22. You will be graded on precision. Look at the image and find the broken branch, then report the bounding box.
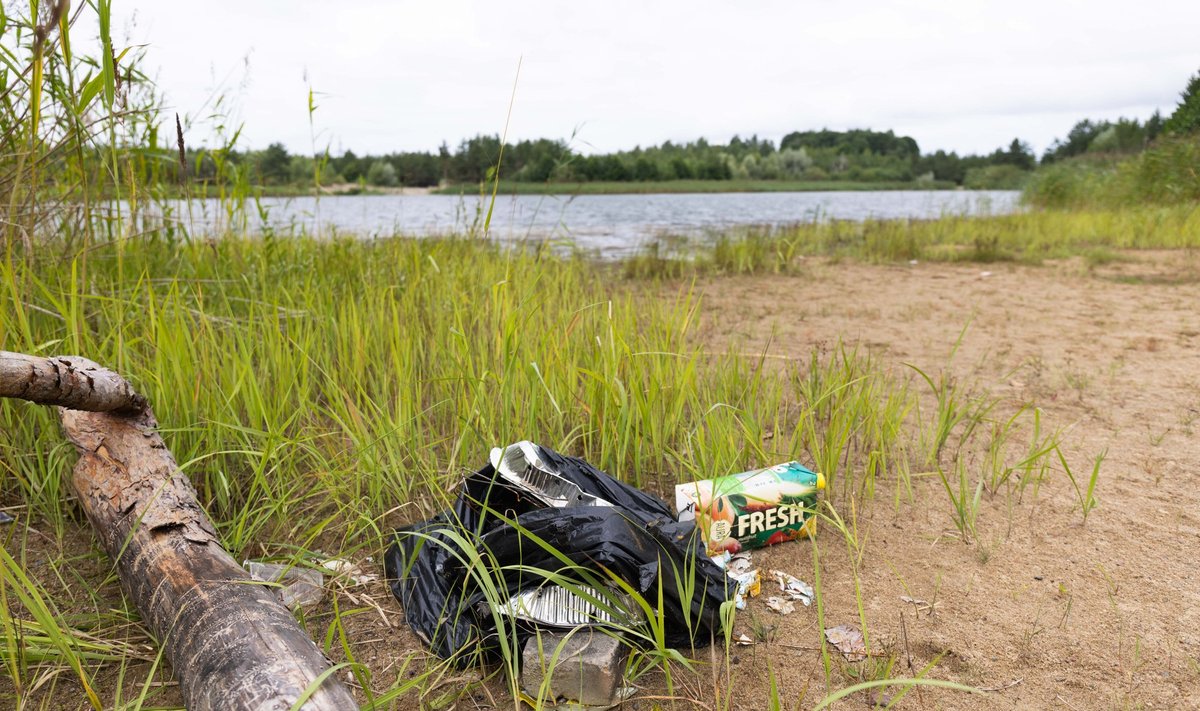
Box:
[0,350,358,710]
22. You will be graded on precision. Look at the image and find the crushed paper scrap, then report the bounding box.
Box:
[727,552,753,576]
[770,569,814,606]
[765,596,795,615]
[824,624,868,661]
[322,558,379,586]
[713,551,761,609]
[729,570,761,610]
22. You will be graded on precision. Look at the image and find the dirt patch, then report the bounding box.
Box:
[689,252,1200,709]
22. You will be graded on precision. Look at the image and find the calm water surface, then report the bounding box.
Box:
[169,190,1020,256]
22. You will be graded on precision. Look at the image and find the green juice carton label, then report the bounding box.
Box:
[675,461,825,555]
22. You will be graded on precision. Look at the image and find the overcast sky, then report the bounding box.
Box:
[110,0,1199,158]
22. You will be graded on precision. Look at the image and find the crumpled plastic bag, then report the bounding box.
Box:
[383,444,734,664]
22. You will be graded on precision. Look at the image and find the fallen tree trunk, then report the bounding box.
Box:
[0,351,358,710]
[0,353,147,413]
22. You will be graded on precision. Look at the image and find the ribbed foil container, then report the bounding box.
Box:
[494,584,628,628]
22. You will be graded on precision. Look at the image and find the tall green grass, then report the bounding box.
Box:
[1023,135,1200,209]
[0,0,170,251]
[622,205,1200,278]
[0,236,916,535]
[0,231,1090,707]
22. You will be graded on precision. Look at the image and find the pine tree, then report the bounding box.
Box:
[1163,70,1200,135]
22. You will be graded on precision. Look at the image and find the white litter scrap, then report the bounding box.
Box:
[321,558,379,586]
[728,570,761,610]
[244,561,324,609]
[727,552,754,576]
[770,570,814,606]
[713,551,760,610]
[765,596,795,615]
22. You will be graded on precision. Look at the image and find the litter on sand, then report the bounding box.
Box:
[710,550,761,609]
[771,569,814,606]
[899,594,937,616]
[765,596,795,615]
[824,624,868,661]
[728,569,761,610]
[495,584,629,628]
[322,558,378,586]
[384,441,733,664]
[383,440,824,711]
[727,551,754,576]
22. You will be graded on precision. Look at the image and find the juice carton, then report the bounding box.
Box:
[675,461,825,555]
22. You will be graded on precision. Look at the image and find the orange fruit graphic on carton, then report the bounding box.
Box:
[674,461,824,556]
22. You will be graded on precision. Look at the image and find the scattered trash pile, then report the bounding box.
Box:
[676,461,823,616]
[383,442,733,663]
[383,442,829,707]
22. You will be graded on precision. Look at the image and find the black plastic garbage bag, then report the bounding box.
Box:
[384,444,734,664]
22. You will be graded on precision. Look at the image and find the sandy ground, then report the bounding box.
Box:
[321,183,435,196]
[685,252,1200,709]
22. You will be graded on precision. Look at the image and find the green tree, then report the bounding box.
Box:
[632,157,659,181]
[1089,120,1148,154]
[452,135,503,182]
[337,150,364,182]
[1041,120,1106,163]
[670,157,694,180]
[389,152,440,186]
[259,142,291,184]
[1002,139,1035,170]
[916,149,968,184]
[777,148,813,179]
[1163,69,1200,135]
[1146,110,1165,142]
[366,160,398,187]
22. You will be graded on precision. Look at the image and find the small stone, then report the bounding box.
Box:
[521,628,628,708]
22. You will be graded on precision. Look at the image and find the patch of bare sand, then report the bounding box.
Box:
[689,252,1200,709]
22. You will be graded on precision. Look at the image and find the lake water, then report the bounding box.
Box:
[167,190,1021,256]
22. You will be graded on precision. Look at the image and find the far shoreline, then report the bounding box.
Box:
[131,179,1025,200]
[431,178,965,196]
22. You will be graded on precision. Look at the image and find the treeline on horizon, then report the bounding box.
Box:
[183,129,1038,191]
[158,65,1199,201]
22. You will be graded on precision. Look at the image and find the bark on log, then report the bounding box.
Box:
[0,353,147,414]
[0,351,359,710]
